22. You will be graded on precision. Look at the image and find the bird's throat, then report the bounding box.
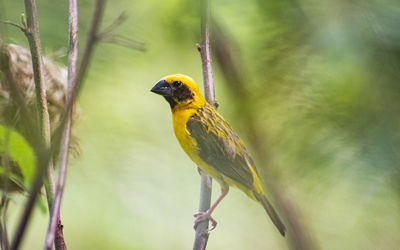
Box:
[163,96,177,109]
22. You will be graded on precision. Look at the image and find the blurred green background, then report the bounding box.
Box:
[1,0,400,249]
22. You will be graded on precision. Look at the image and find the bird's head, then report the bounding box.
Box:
[151,74,206,109]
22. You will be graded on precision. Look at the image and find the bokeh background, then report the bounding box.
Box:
[1,0,400,249]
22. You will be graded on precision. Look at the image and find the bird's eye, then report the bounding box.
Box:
[172,81,182,88]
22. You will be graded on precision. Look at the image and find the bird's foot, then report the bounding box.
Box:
[193,211,217,231]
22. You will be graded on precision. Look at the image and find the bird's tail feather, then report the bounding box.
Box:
[253,192,286,236]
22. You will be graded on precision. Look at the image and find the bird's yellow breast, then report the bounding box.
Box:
[172,107,221,179]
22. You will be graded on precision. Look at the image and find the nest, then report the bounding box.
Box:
[0,43,80,157]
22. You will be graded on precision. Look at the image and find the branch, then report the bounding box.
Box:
[96,11,128,39]
[198,0,216,107]
[44,0,78,249]
[10,149,51,250]
[75,0,105,93]
[193,0,215,249]
[76,0,145,94]
[57,0,143,140]
[0,20,26,33]
[10,0,58,249]
[22,0,51,145]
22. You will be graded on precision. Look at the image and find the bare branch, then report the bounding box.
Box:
[44,0,78,249]
[193,0,215,249]
[73,0,143,115]
[75,0,105,94]
[198,0,215,107]
[22,0,51,145]
[10,150,51,250]
[10,0,56,248]
[0,20,26,33]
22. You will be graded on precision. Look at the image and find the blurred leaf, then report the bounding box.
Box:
[0,124,36,186]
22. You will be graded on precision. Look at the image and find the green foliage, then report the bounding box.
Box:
[0,124,36,187]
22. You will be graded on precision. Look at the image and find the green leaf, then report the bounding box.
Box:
[0,125,36,187]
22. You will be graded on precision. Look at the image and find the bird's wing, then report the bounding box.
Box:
[186,105,256,189]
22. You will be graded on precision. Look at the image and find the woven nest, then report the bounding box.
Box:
[0,43,80,157]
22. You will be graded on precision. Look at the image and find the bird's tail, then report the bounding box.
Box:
[253,192,286,236]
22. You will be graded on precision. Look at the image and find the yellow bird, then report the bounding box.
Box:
[151,74,286,236]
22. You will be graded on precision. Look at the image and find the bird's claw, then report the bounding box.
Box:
[193,211,218,232]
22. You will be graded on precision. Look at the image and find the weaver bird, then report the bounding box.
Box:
[151,74,286,236]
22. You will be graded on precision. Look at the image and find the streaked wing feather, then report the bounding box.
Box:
[187,106,254,189]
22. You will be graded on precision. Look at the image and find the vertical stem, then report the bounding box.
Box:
[10,0,57,249]
[44,0,78,249]
[199,0,215,106]
[23,1,57,211]
[23,0,51,146]
[193,0,215,249]
[10,152,50,250]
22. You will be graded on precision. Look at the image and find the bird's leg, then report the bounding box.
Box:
[194,184,229,231]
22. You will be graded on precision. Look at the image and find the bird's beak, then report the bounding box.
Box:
[151,79,173,97]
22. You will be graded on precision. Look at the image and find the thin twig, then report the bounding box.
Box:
[193,0,215,249]
[75,0,105,96]
[198,0,215,107]
[10,0,57,249]
[43,0,78,249]
[10,149,50,250]
[22,0,51,144]
[75,0,145,92]
[0,20,26,33]
[96,11,128,39]
[58,0,141,133]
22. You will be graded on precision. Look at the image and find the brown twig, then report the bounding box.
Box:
[1,11,58,218]
[193,0,215,249]
[53,0,143,151]
[75,0,105,94]
[43,0,78,249]
[75,0,145,95]
[10,0,59,249]
[10,149,51,250]
[0,20,26,33]
[22,0,51,144]
[96,11,128,39]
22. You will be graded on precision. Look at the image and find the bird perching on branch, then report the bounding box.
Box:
[151,74,286,236]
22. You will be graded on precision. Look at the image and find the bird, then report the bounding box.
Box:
[151,74,286,236]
